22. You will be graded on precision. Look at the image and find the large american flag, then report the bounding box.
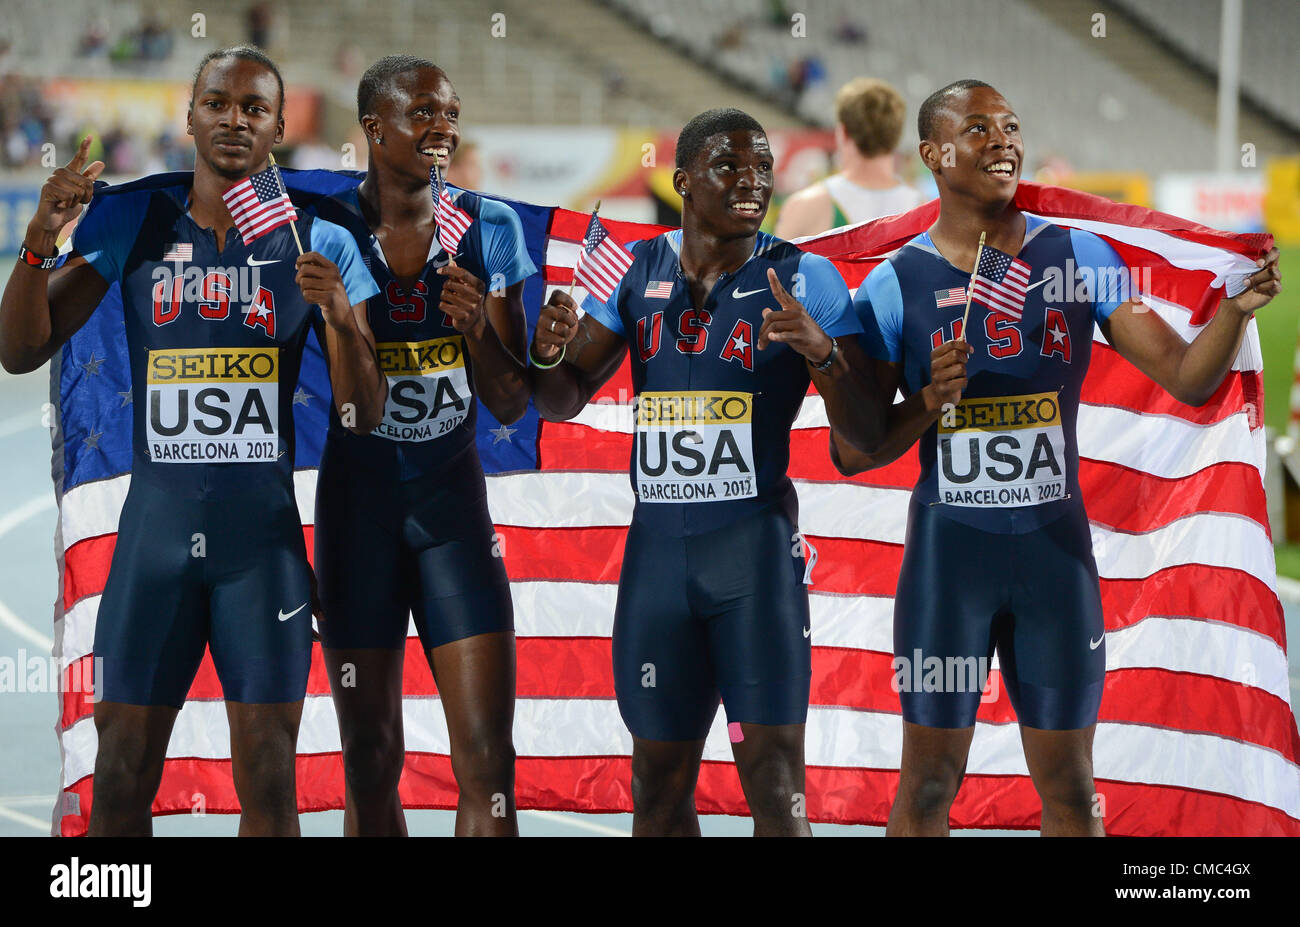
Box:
[48,178,1298,835]
[221,166,299,245]
[573,212,635,303]
[431,165,473,257]
[970,244,1032,320]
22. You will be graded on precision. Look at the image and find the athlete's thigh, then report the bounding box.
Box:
[206,492,314,704]
[428,631,515,749]
[697,510,811,728]
[613,521,719,742]
[94,488,208,707]
[314,456,410,650]
[1000,512,1106,731]
[893,500,1005,729]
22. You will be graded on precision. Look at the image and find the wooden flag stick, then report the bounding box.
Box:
[568,200,601,298]
[266,153,305,256]
[959,230,986,341]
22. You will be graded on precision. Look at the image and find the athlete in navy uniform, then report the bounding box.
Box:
[0,47,386,836]
[530,109,886,836]
[834,80,1281,836]
[306,58,536,836]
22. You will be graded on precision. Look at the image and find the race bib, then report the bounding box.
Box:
[374,336,471,442]
[146,347,279,463]
[937,391,1067,507]
[635,390,756,503]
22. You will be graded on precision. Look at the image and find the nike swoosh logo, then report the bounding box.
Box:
[247,256,280,266]
[278,603,307,622]
[732,287,767,299]
[803,626,812,639]
[1089,634,1104,650]
[1023,278,1048,294]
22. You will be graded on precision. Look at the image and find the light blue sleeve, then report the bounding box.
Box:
[853,260,904,363]
[477,198,538,288]
[795,252,862,338]
[578,242,636,337]
[311,218,380,305]
[1070,229,1130,324]
[69,190,146,285]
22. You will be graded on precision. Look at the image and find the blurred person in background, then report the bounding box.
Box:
[775,77,924,239]
[445,138,482,191]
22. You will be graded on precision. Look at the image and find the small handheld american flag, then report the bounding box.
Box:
[574,211,635,304]
[970,244,1032,320]
[431,164,473,257]
[221,165,299,245]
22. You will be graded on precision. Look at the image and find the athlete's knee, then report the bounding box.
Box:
[1033,760,1096,814]
[92,719,167,803]
[340,729,405,798]
[232,728,299,812]
[450,733,516,796]
[631,749,698,811]
[900,767,963,819]
[737,747,804,815]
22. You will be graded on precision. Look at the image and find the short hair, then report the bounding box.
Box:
[357,55,443,122]
[675,108,765,170]
[917,79,995,141]
[835,78,907,158]
[191,45,285,117]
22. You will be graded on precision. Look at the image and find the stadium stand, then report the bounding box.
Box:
[602,0,1299,173]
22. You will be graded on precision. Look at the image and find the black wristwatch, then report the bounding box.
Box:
[19,244,58,270]
[810,337,838,372]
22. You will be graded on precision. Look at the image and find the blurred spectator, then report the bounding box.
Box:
[835,16,868,45]
[446,140,482,191]
[78,21,109,57]
[247,2,273,49]
[775,77,925,239]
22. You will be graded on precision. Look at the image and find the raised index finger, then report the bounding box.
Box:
[766,267,800,311]
[66,136,93,174]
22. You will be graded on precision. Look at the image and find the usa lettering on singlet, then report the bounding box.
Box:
[373,336,470,442]
[936,391,1066,507]
[146,347,279,462]
[635,390,756,502]
[855,213,1130,533]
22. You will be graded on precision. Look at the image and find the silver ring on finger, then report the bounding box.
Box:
[551,319,557,333]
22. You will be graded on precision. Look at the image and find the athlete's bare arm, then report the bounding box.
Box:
[756,267,887,453]
[831,341,971,475]
[528,290,626,422]
[299,252,386,434]
[1100,248,1281,406]
[439,265,530,424]
[0,137,109,374]
[773,183,833,241]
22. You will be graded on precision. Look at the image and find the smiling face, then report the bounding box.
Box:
[920,85,1022,207]
[187,56,284,180]
[675,130,774,238]
[363,66,460,184]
